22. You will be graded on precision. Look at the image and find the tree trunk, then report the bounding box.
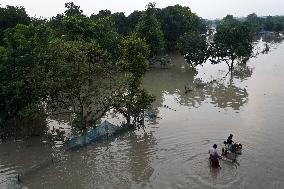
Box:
[230,60,234,73]
[79,105,87,131]
[126,116,131,126]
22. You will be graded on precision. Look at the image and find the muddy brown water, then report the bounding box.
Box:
[1,41,284,189]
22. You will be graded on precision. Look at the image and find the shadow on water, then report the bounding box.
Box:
[128,130,157,187]
[0,137,52,189]
[143,60,252,112]
[14,128,158,189]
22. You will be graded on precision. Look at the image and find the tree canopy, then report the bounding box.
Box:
[244,13,284,33]
[209,16,254,71]
[177,31,209,66]
[135,3,165,58]
[0,5,30,45]
[0,24,52,134]
[115,33,154,126]
[1,2,157,135]
[157,5,206,52]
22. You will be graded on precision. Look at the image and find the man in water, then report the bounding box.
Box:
[227,134,238,153]
[208,144,221,168]
[227,134,234,145]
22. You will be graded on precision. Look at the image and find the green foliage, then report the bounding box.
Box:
[244,14,284,33]
[51,2,94,41]
[127,11,143,33]
[135,3,165,57]
[115,33,154,126]
[0,24,52,132]
[30,17,47,26]
[264,16,284,32]
[177,31,209,66]
[92,16,123,62]
[111,12,130,35]
[120,33,150,79]
[45,39,119,129]
[210,16,254,71]
[64,2,83,16]
[59,14,96,40]
[157,5,206,51]
[0,5,30,45]
[90,10,130,36]
[114,87,155,126]
[51,4,122,62]
[164,5,208,66]
[245,13,264,34]
[90,9,112,20]
[1,2,155,134]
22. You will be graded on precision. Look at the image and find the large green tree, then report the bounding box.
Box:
[157,5,206,52]
[0,24,52,134]
[114,33,154,126]
[245,13,264,34]
[177,31,209,66]
[46,39,124,129]
[210,16,254,72]
[1,2,156,134]
[50,3,122,62]
[135,3,165,58]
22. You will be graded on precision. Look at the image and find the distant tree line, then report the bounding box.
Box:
[245,13,284,33]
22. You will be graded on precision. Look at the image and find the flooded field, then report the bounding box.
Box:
[1,41,284,189]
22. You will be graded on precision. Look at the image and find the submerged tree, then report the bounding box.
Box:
[209,15,254,72]
[2,1,264,136]
[177,31,209,66]
[114,33,155,126]
[0,24,52,134]
[0,2,157,135]
[46,39,124,129]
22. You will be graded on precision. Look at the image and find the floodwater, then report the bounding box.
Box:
[1,41,284,189]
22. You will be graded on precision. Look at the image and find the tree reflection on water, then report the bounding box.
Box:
[128,130,156,186]
[143,61,253,113]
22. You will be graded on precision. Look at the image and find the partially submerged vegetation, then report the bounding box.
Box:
[0,2,283,138]
[0,2,155,137]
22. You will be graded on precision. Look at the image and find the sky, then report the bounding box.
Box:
[1,0,284,19]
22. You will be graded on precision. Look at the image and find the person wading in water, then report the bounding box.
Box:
[226,134,239,153]
[208,144,222,168]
